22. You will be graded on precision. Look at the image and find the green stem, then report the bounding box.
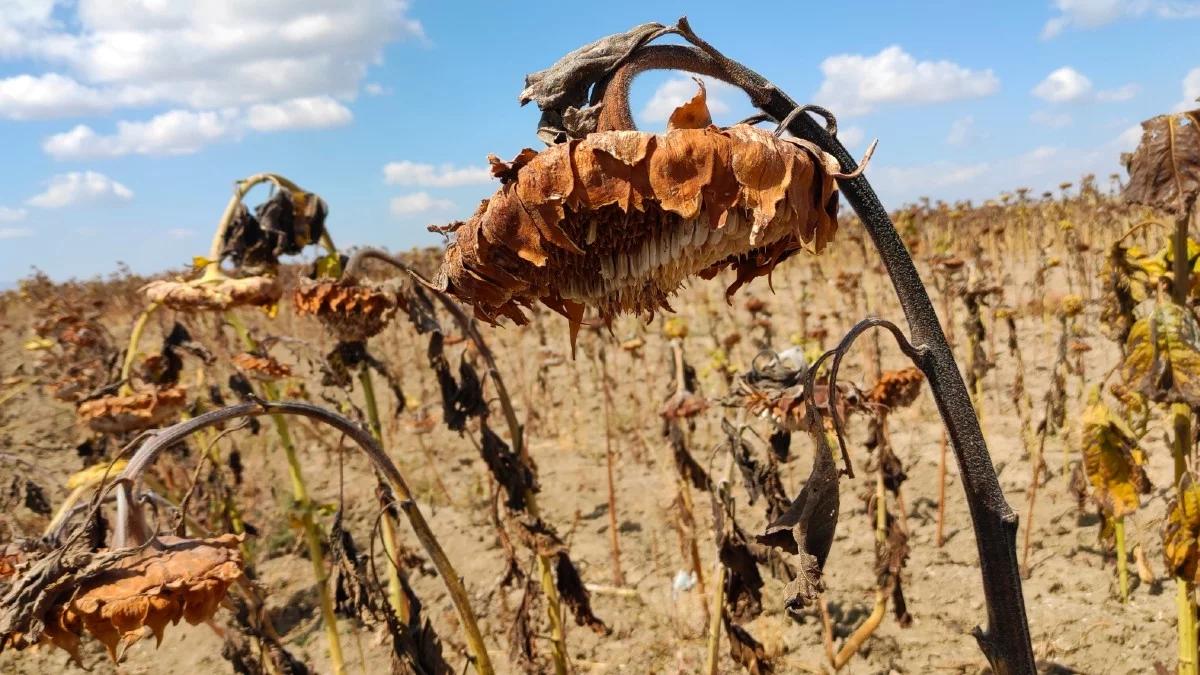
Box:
[118,303,160,395]
[358,364,410,624]
[227,312,346,675]
[1115,517,1128,603]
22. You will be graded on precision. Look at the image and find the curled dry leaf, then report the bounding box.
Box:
[1080,393,1151,522]
[1,534,244,660]
[436,83,841,342]
[142,276,282,312]
[1164,473,1200,583]
[231,352,292,381]
[293,279,398,342]
[77,387,188,434]
[867,367,925,410]
[1121,301,1200,407]
[1123,108,1200,214]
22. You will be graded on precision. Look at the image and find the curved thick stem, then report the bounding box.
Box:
[111,399,495,675]
[604,19,1034,672]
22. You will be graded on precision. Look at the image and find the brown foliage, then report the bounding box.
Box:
[867,367,925,410]
[436,85,841,336]
[292,279,397,342]
[142,276,282,311]
[77,387,188,433]
[231,352,292,381]
[1123,108,1200,213]
[2,535,243,660]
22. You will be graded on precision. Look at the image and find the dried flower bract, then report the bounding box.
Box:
[77,387,188,433]
[435,84,840,336]
[142,276,282,311]
[293,279,397,342]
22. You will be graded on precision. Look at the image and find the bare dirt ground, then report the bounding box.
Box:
[0,224,1177,674]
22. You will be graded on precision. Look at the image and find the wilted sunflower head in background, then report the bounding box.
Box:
[76,387,188,434]
[435,83,842,343]
[292,278,398,342]
[2,535,244,661]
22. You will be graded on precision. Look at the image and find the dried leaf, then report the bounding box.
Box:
[1123,109,1200,214]
[1080,392,1151,520]
[1121,301,1200,407]
[1164,473,1200,583]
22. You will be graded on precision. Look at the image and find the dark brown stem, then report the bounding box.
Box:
[611,19,1035,672]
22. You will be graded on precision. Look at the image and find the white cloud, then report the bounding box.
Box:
[0,227,33,239]
[1116,124,1143,152]
[0,73,143,119]
[0,206,27,222]
[389,192,454,216]
[383,161,493,188]
[870,162,990,204]
[42,96,351,158]
[244,96,352,132]
[44,109,239,159]
[1032,67,1138,104]
[814,46,999,116]
[1,1,423,111]
[364,83,386,96]
[639,76,736,123]
[1033,67,1092,102]
[27,171,133,208]
[1183,67,1200,108]
[946,116,975,146]
[1030,110,1073,128]
[166,228,195,239]
[1042,0,1200,39]
[838,126,865,149]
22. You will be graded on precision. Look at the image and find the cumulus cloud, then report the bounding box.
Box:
[383,161,493,188]
[814,46,998,116]
[1033,67,1093,102]
[1183,67,1200,108]
[43,97,351,158]
[27,171,133,208]
[639,76,737,123]
[1042,0,1200,39]
[0,2,422,156]
[389,192,455,216]
[838,126,865,149]
[1032,67,1138,104]
[1,1,423,111]
[244,97,352,132]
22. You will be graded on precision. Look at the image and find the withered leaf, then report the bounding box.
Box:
[1121,301,1200,406]
[1080,393,1151,521]
[1123,109,1200,214]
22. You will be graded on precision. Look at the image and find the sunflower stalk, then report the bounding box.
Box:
[224,312,346,675]
[358,364,411,625]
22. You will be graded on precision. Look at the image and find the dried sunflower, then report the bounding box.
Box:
[142,276,282,311]
[77,387,188,434]
[293,279,397,342]
[4,535,244,660]
[435,83,841,340]
[231,352,292,381]
[867,367,925,410]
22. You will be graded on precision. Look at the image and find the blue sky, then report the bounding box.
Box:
[0,0,1197,283]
